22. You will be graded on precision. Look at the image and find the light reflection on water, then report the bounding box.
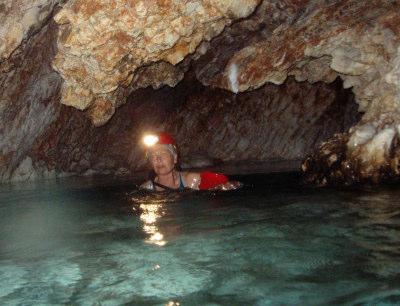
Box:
[0,174,400,305]
[139,201,167,246]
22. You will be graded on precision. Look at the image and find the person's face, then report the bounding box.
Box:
[148,145,177,175]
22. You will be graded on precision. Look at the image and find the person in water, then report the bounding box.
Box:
[140,132,241,191]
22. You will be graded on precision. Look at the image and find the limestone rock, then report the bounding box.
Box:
[0,18,63,182]
[0,0,62,61]
[52,0,260,125]
[3,0,400,185]
[208,0,400,117]
[193,0,400,184]
[303,113,400,185]
[164,78,359,164]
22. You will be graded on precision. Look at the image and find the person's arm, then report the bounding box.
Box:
[184,172,201,190]
[184,171,242,190]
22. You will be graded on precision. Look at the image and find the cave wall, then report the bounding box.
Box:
[29,84,186,180]
[0,18,63,182]
[166,77,358,163]
[22,75,358,181]
[0,0,65,60]
[49,0,400,185]
[1,0,400,184]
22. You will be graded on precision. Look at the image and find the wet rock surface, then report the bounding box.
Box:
[303,113,400,185]
[1,0,400,184]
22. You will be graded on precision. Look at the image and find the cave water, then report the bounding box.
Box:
[1,174,400,305]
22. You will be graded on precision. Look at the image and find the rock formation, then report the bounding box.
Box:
[52,0,260,125]
[0,7,63,182]
[199,0,400,185]
[0,0,64,60]
[1,0,400,184]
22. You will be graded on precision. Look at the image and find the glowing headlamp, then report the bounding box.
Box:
[143,134,159,147]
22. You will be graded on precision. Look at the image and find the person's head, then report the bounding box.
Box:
[143,132,178,176]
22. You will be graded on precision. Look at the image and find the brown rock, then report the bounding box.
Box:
[52,0,261,124]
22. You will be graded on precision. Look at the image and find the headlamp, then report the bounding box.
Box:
[143,134,159,147]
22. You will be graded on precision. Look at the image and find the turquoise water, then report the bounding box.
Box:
[1,173,400,305]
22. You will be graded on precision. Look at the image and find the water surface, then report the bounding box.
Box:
[1,173,400,305]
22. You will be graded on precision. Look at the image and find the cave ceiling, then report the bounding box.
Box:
[2,0,399,126]
[46,0,400,127]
